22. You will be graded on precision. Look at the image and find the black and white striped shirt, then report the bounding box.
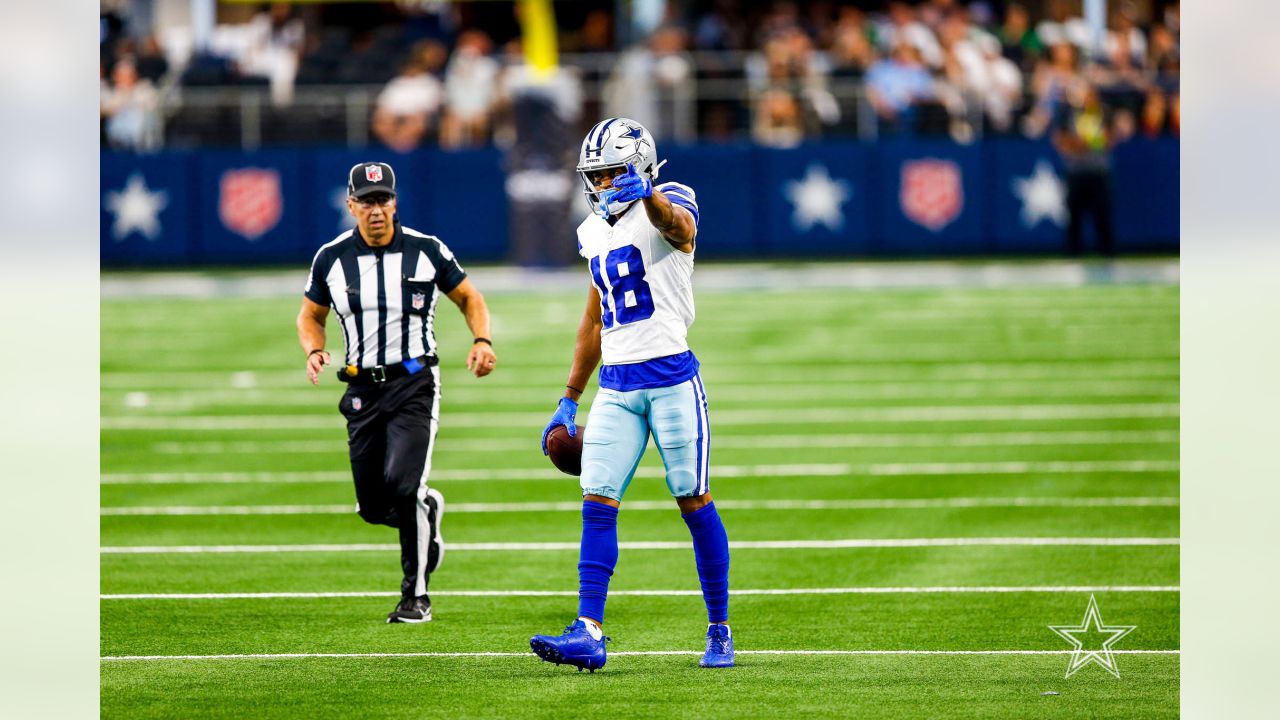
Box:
[304,221,466,369]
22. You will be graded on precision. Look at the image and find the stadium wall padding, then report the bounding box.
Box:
[101,138,1178,266]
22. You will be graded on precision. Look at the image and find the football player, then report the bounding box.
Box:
[530,118,733,671]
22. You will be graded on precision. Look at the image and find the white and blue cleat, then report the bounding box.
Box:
[530,620,609,672]
[700,623,735,668]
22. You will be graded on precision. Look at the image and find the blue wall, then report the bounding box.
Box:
[101,138,1177,266]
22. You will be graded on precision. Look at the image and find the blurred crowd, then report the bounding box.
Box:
[731,0,1179,145]
[100,0,1180,151]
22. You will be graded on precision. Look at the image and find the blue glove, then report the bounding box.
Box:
[603,163,652,207]
[541,397,579,455]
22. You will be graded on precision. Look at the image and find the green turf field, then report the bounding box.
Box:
[101,280,1179,718]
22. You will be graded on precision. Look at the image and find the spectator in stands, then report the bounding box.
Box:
[603,26,694,141]
[746,25,838,128]
[753,88,806,148]
[440,30,500,149]
[829,13,876,79]
[1149,23,1180,90]
[802,0,839,52]
[694,0,747,52]
[938,12,1022,138]
[1163,2,1180,35]
[1037,0,1090,50]
[755,2,804,47]
[919,0,962,35]
[372,42,444,153]
[579,10,614,53]
[101,56,161,151]
[1141,24,1179,137]
[865,42,935,135]
[1105,2,1147,67]
[1089,30,1148,118]
[134,35,170,84]
[875,1,943,69]
[240,3,305,106]
[976,34,1023,133]
[1025,41,1082,137]
[996,2,1042,71]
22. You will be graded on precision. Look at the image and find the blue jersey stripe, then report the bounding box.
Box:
[657,182,697,199]
[660,185,697,203]
[668,196,700,225]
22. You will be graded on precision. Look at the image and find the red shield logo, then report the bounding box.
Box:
[219,168,283,240]
[365,165,383,182]
[412,292,426,310]
[900,159,963,231]
[352,397,362,411]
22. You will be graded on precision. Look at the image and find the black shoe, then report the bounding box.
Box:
[387,595,432,624]
[425,487,445,573]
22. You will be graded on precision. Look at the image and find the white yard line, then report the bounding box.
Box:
[99,403,1180,431]
[104,380,1177,412]
[101,586,1181,600]
[102,361,1179,390]
[99,461,1179,485]
[865,461,1178,475]
[100,649,1180,662]
[149,430,1180,455]
[99,464,850,485]
[101,496,1179,516]
[99,537,1179,554]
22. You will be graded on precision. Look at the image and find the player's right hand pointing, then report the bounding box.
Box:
[541,397,578,455]
[306,350,330,386]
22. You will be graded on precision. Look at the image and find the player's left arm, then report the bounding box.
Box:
[445,278,497,377]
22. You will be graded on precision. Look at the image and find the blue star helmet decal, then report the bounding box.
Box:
[619,126,645,141]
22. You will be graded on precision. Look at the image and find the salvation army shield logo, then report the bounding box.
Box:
[900,159,963,231]
[219,168,283,240]
[412,292,426,310]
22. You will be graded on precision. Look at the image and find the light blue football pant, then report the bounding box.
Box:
[580,375,711,502]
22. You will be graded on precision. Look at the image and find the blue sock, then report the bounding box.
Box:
[577,500,619,624]
[682,502,730,623]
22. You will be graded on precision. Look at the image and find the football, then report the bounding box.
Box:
[546,424,585,476]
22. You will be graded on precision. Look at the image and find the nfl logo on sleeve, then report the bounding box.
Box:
[352,397,362,411]
[412,292,426,310]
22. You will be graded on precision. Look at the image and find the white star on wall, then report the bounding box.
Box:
[332,187,357,231]
[784,164,853,232]
[104,172,169,241]
[1012,160,1067,228]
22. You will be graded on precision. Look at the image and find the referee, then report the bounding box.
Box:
[296,161,497,623]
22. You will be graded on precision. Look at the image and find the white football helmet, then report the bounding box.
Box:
[576,117,665,218]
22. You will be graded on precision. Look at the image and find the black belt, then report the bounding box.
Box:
[337,355,437,385]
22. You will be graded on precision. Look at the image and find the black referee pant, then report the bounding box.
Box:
[339,368,443,599]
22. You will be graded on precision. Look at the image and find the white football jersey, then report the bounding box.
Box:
[576,182,699,365]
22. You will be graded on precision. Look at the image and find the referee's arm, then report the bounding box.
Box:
[297,298,331,385]
[446,278,497,378]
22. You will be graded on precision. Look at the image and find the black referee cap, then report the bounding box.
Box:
[348,162,397,199]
